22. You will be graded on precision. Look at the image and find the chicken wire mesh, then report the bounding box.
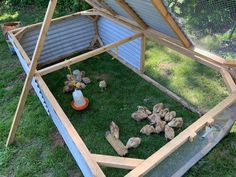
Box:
[163,0,236,60]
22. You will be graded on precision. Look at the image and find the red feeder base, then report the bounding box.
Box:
[71,97,89,111]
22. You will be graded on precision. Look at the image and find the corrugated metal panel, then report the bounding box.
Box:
[125,0,178,39]
[105,0,133,20]
[20,16,95,65]
[98,17,141,69]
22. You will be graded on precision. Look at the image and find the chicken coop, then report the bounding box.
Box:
[6,0,236,177]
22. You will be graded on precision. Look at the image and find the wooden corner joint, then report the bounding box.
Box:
[220,69,236,92]
[188,132,197,142]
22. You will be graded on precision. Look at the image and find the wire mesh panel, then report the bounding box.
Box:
[163,0,236,60]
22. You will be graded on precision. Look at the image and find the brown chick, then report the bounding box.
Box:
[80,71,86,78]
[140,125,155,135]
[131,111,148,121]
[168,117,183,128]
[110,121,119,139]
[126,137,141,149]
[138,106,152,115]
[148,113,161,124]
[164,125,175,140]
[164,111,176,122]
[154,120,166,134]
[63,85,74,93]
[82,77,91,85]
[153,103,164,113]
[159,108,169,118]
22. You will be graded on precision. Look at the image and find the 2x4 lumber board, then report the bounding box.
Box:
[151,0,191,48]
[116,0,148,29]
[35,75,105,177]
[223,60,236,67]
[125,91,236,177]
[220,69,236,92]
[98,0,117,16]
[140,35,146,73]
[92,154,144,170]
[11,10,99,34]
[6,0,58,146]
[38,33,143,76]
[9,32,31,64]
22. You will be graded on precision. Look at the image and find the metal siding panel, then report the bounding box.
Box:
[98,17,141,69]
[106,0,133,20]
[20,16,95,65]
[125,0,178,39]
[41,91,94,177]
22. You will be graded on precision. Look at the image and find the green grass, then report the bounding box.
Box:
[145,40,229,111]
[0,4,236,177]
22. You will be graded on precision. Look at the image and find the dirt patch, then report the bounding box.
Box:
[158,62,176,77]
[68,169,82,177]
[18,72,26,81]
[96,73,111,81]
[4,85,14,91]
[50,130,65,148]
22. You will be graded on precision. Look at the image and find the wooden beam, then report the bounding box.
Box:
[125,91,236,177]
[11,10,99,34]
[98,0,117,16]
[140,35,146,73]
[35,75,105,177]
[92,154,144,170]
[6,0,58,146]
[220,69,236,92]
[116,0,148,29]
[38,33,143,76]
[151,0,191,48]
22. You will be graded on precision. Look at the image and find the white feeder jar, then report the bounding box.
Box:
[72,89,85,107]
[73,69,81,82]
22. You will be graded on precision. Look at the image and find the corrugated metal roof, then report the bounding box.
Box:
[98,17,141,69]
[20,16,95,65]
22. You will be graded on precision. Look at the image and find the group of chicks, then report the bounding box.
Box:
[63,70,91,93]
[110,121,141,150]
[63,69,107,93]
[132,103,184,140]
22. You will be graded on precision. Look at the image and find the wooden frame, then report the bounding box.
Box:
[6,0,236,176]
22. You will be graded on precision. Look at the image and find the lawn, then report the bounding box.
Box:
[0,4,236,177]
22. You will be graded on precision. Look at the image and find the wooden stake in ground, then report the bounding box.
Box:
[6,0,58,146]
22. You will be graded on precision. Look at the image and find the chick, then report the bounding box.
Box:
[80,71,86,78]
[75,82,86,89]
[140,125,155,135]
[154,120,166,134]
[153,103,164,113]
[82,77,91,85]
[110,121,119,139]
[148,113,161,124]
[126,137,141,149]
[63,85,73,93]
[168,117,183,128]
[164,111,176,122]
[99,80,107,91]
[164,125,175,140]
[131,111,148,121]
[67,74,76,81]
[138,106,152,115]
[159,108,169,118]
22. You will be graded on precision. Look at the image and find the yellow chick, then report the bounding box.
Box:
[164,111,176,122]
[164,125,175,140]
[168,117,183,128]
[154,120,166,134]
[131,111,148,121]
[126,137,141,149]
[153,103,164,113]
[99,80,107,91]
[138,106,152,115]
[148,113,161,124]
[110,121,119,139]
[140,125,155,135]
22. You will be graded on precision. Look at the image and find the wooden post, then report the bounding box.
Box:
[6,0,57,146]
[140,35,146,73]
